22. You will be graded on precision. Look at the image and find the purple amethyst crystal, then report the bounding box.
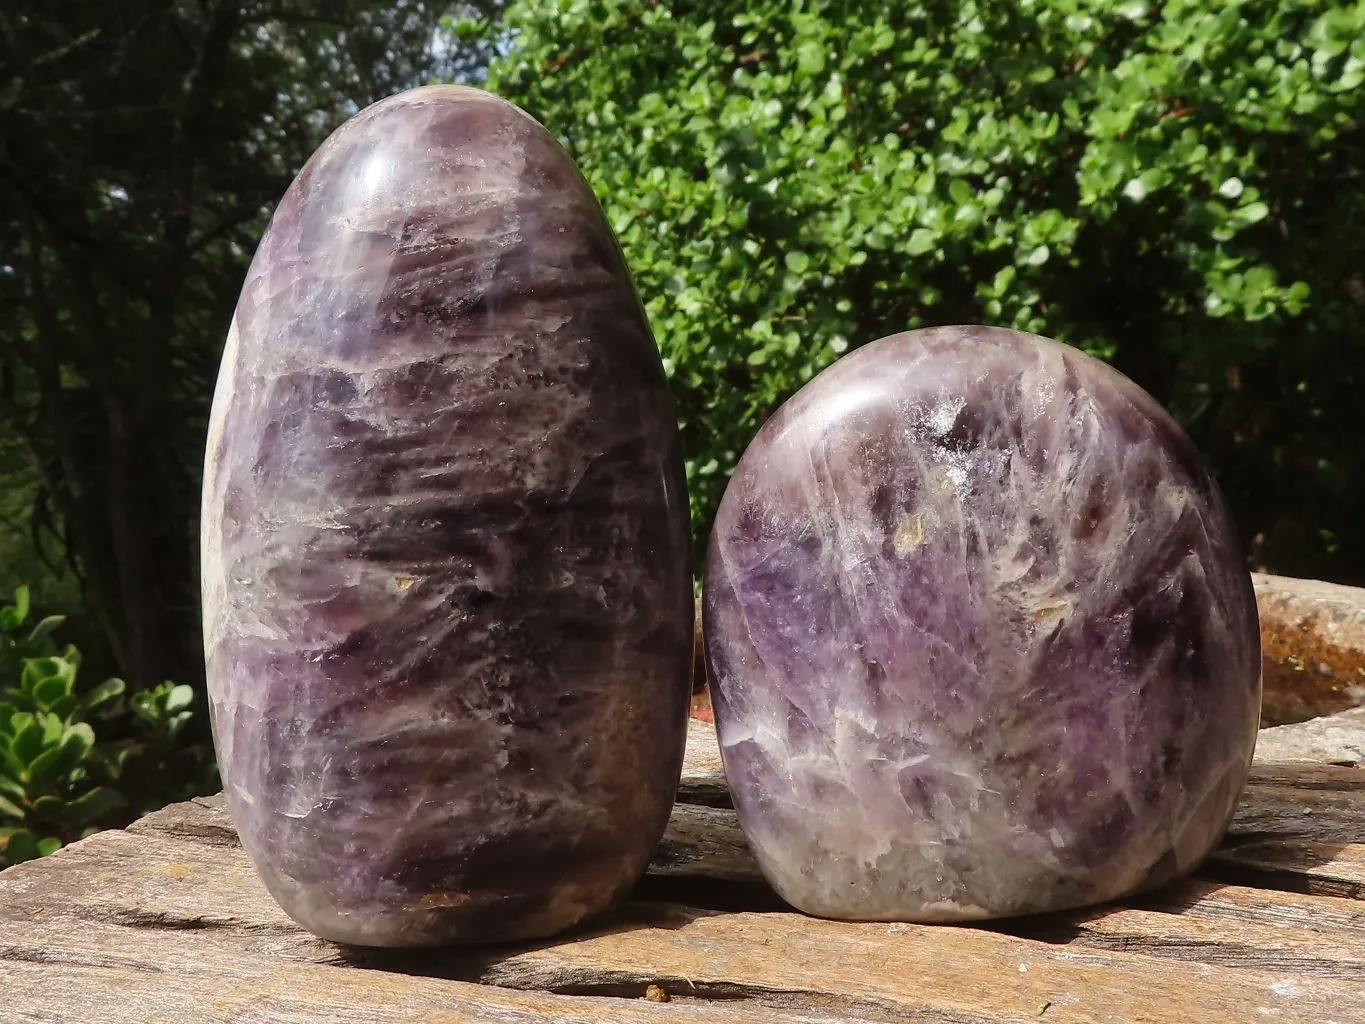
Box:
[703,326,1260,921]
[200,86,693,947]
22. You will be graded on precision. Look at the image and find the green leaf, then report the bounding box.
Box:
[0,587,30,632]
[4,829,39,864]
[1239,201,1270,224]
[784,250,811,274]
[61,723,96,764]
[11,720,44,768]
[81,677,126,714]
[0,742,25,781]
[65,786,126,826]
[3,691,35,715]
[32,673,73,710]
[1243,265,1275,297]
[25,615,65,647]
[99,744,135,780]
[1284,280,1312,313]
[30,795,65,819]
[36,836,62,857]
[0,776,27,803]
[1218,177,1244,199]
[130,691,156,722]
[795,41,826,75]
[38,712,62,746]
[20,658,62,694]
[16,724,94,796]
[81,682,125,715]
[25,745,70,794]
[0,793,24,820]
[907,228,937,256]
[948,178,972,205]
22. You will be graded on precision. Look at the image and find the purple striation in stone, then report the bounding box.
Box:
[200,86,693,947]
[703,326,1260,922]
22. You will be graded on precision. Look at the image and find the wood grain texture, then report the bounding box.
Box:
[4,725,1365,1022]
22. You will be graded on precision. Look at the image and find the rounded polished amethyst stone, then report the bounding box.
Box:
[200,86,693,946]
[704,326,1260,922]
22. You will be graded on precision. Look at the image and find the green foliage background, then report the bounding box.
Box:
[0,586,215,866]
[488,0,1365,577]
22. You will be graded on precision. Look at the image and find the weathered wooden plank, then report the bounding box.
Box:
[365,901,1365,1022]
[679,719,727,804]
[1209,837,1365,900]
[1150,874,1365,935]
[1226,766,1365,844]
[1245,762,1365,790]
[8,820,1365,1024]
[7,722,1365,1022]
[0,926,904,1024]
[998,878,1365,979]
[8,816,1365,1024]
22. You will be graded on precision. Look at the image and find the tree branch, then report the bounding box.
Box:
[27,27,102,69]
[138,0,245,421]
[0,158,156,305]
[187,197,275,252]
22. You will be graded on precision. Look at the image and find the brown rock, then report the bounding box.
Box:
[1254,573,1365,725]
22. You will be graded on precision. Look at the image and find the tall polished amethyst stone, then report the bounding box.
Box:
[704,326,1260,922]
[200,86,693,946]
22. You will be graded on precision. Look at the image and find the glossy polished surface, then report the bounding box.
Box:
[704,326,1260,922]
[201,86,693,946]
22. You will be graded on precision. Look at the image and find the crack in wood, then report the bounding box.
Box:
[0,943,164,973]
[126,818,242,848]
[1202,859,1365,901]
[71,905,302,935]
[674,786,734,809]
[992,918,1365,980]
[337,955,996,1024]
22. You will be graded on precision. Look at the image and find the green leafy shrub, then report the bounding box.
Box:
[0,587,218,867]
[485,0,1365,579]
